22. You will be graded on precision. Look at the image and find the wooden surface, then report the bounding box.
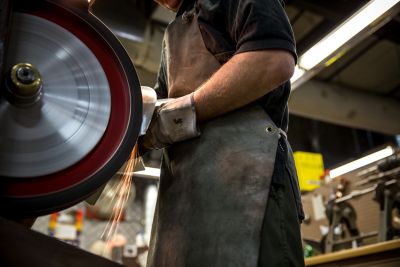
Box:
[305,239,400,266]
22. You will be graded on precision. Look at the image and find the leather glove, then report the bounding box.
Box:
[140,92,200,150]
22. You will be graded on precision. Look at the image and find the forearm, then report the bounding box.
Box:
[193,49,295,122]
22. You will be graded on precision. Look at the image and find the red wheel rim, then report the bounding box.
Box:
[0,2,141,204]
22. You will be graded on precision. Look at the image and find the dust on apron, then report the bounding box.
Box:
[147,8,284,267]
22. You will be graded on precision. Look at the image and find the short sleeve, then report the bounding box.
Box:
[197,0,297,63]
[231,0,297,61]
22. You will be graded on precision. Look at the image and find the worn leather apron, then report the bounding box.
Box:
[147,8,284,267]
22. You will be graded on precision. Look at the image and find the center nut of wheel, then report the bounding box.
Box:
[7,63,43,106]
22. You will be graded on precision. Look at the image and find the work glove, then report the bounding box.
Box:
[140,92,201,151]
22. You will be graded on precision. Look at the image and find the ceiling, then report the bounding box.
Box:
[285,0,400,136]
[91,0,400,136]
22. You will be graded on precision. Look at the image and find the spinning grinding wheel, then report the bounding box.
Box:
[0,0,142,217]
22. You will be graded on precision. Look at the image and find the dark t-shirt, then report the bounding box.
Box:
[156,0,297,131]
[156,0,302,199]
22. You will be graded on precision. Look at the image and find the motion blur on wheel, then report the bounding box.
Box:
[0,0,142,218]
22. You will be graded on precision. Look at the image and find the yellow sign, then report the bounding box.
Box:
[293,151,324,191]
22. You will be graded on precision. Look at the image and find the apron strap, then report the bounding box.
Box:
[278,128,287,139]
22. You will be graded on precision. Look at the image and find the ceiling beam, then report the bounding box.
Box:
[374,19,400,45]
[289,80,400,135]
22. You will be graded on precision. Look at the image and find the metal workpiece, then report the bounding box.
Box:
[140,86,157,135]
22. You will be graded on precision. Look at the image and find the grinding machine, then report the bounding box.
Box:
[0,0,146,219]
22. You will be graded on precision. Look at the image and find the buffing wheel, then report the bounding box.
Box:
[0,0,142,217]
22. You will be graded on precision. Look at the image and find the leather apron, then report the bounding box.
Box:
[147,8,284,267]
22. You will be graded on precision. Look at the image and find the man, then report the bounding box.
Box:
[141,0,305,266]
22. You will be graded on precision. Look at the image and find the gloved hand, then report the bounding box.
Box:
[140,92,201,151]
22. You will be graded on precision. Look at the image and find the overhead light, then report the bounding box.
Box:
[298,0,400,71]
[329,146,395,178]
[292,0,400,89]
[291,65,306,83]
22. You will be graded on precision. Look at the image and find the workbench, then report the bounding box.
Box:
[305,239,400,267]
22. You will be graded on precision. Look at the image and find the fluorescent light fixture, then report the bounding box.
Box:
[134,167,160,178]
[329,146,394,178]
[291,65,306,84]
[298,0,400,70]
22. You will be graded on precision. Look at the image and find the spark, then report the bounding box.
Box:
[101,144,139,248]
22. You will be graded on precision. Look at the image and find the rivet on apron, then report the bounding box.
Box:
[265,125,275,134]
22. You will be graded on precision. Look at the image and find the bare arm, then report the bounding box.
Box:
[193,49,295,122]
